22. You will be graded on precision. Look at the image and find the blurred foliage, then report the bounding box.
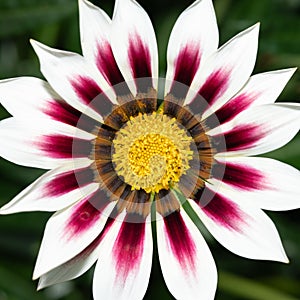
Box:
[0,0,300,299]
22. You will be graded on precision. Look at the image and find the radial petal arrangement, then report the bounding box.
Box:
[0,0,300,299]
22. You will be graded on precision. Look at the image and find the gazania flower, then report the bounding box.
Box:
[1,0,300,299]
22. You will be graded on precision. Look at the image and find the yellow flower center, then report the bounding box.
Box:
[112,112,193,193]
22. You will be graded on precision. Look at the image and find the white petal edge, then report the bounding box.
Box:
[93,214,153,300]
[0,117,93,169]
[79,0,111,63]
[186,24,259,117]
[165,0,218,95]
[211,103,300,157]
[228,68,297,107]
[214,156,300,211]
[37,244,99,290]
[111,0,159,95]
[206,68,297,127]
[30,40,116,122]
[0,77,64,119]
[0,161,97,214]
[189,182,289,263]
[156,210,217,300]
[37,216,113,290]
[33,200,115,279]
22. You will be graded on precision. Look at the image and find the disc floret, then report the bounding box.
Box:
[112,112,193,193]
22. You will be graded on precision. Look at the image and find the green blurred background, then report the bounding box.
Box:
[0,0,299,299]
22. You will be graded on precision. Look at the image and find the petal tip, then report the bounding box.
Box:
[32,268,41,281]
[30,39,46,54]
[244,22,260,36]
[30,39,40,48]
[30,40,56,56]
[36,280,45,291]
[0,205,12,215]
[274,248,289,264]
[79,0,96,10]
[251,22,260,33]
[289,67,298,74]
[113,0,143,20]
[281,253,290,264]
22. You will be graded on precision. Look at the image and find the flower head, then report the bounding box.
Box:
[0,0,300,299]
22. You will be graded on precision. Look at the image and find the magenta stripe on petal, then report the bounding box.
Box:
[44,100,101,132]
[71,76,114,116]
[170,45,201,98]
[67,217,115,262]
[38,134,92,158]
[215,93,257,124]
[205,93,258,128]
[164,211,196,272]
[96,41,125,87]
[71,76,102,104]
[194,188,243,231]
[198,69,230,106]
[113,214,146,281]
[128,34,152,92]
[44,100,82,127]
[223,124,265,152]
[65,189,111,238]
[213,161,267,191]
[44,167,95,197]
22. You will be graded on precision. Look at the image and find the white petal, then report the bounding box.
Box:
[213,156,300,211]
[30,40,117,122]
[227,68,296,107]
[187,24,259,118]
[0,77,98,132]
[37,216,115,290]
[93,214,152,300]
[205,68,297,127]
[211,103,300,157]
[165,0,218,96]
[0,77,63,119]
[189,183,288,262]
[0,162,98,214]
[80,0,137,97]
[0,117,93,169]
[79,0,111,62]
[111,0,159,95]
[37,246,98,290]
[33,193,115,279]
[156,209,217,300]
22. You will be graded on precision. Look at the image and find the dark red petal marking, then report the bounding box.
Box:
[205,92,259,129]
[38,135,92,158]
[198,69,230,106]
[215,93,257,124]
[44,100,101,133]
[222,124,265,152]
[71,76,114,116]
[44,167,95,197]
[170,45,201,99]
[65,189,111,238]
[44,100,82,127]
[164,211,196,272]
[128,34,152,92]
[213,161,267,191]
[194,188,243,231]
[113,214,146,281]
[96,41,125,87]
[71,76,102,104]
[63,217,115,264]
